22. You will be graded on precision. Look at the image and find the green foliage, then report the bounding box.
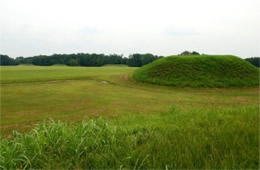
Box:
[245,57,260,67]
[191,51,200,55]
[0,55,18,65]
[67,59,79,66]
[127,53,162,67]
[133,55,259,87]
[0,53,161,67]
[179,51,200,55]
[1,106,259,169]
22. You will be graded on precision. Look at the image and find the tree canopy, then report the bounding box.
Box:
[0,53,162,67]
[179,51,200,56]
[245,57,260,67]
[0,55,18,65]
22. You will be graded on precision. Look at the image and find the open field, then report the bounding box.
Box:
[0,65,259,169]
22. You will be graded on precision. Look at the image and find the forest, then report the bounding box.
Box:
[0,53,259,67]
[245,57,260,67]
[0,53,162,67]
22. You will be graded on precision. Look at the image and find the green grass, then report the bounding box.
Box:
[133,55,259,87]
[1,107,259,169]
[0,65,134,84]
[0,65,259,169]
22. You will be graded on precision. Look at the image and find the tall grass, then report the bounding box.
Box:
[1,106,259,169]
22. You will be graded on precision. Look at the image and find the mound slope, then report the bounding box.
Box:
[133,55,259,87]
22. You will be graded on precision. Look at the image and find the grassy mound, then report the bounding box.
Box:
[133,55,259,87]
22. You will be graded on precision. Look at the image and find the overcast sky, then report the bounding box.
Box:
[0,0,259,58]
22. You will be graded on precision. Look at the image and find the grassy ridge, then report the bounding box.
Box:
[133,55,259,87]
[1,106,259,169]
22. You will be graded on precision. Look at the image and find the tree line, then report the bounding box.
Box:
[0,53,163,67]
[245,57,260,67]
[1,53,258,68]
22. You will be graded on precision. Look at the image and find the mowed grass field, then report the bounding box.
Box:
[0,65,259,169]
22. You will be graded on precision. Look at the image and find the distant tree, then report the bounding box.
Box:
[141,53,155,65]
[15,57,25,64]
[32,55,53,66]
[67,59,79,66]
[180,51,192,55]
[191,51,200,55]
[245,57,260,67]
[180,51,200,55]
[127,53,161,67]
[0,55,18,65]
[128,54,142,67]
[15,56,33,64]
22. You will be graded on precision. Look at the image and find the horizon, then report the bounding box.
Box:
[1,52,260,59]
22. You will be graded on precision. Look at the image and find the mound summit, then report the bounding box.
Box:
[133,55,259,87]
